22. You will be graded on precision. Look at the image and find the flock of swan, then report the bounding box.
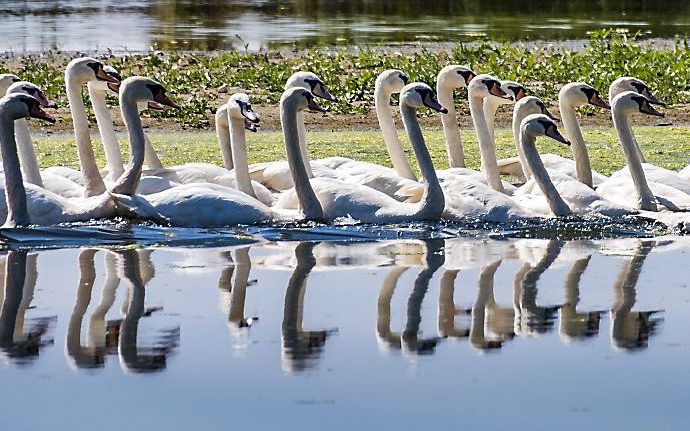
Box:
[0,56,689,231]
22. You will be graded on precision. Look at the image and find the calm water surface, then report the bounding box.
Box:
[0,235,689,429]
[2,1,690,52]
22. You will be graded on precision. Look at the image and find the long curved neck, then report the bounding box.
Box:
[375,86,416,179]
[281,103,323,220]
[520,129,572,216]
[87,84,124,181]
[66,74,106,196]
[483,97,500,144]
[612,108,657,211]
[512,107,532,180]
[437,81,465,168]
[0,112,30,227]
[559,99,593,188]
[229,116,256,198]
[215,115,233,170]
[469,94,504,193]
[14,118,44,187]
[110,97,146,195]
[400,104,444,219]
[296,111,314,178]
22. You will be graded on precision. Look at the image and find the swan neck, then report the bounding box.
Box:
[483,98,499,143]
[437,82,465,168]
[400,104,444,219]
[296,111,314,178]
[512,107,532,179]
[375,86,417,179]
[281,104,323,220]
[110,97,146,195]
[0,113,30,226]
[469,94,504,193]
[612,109,656,211]
[87,84,124,181]
[559,99,593,187]
[14,118,44,187]
[66,73,106,196]
[215,116,233,170]
[520,129,572,216]
[229,116,256,198]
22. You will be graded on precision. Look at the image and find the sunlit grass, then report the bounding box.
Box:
[32,126,690,177]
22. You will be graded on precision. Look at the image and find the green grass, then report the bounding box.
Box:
[3,29,690,128]
[32,126,690,177]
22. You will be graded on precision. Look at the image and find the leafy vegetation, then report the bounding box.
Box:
[32,126,690,177]
[2,30,689,128]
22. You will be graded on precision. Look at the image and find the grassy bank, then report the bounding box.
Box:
[2,30,690,129]
[32,126,690,177]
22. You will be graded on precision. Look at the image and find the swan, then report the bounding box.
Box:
[249,72,341,191]
[0,74,20,95]
[436,65,475,168]
[596,92,690,212]
[42,57,119,197]
[274,83,447,223]
[0,93,117,227]
[498,82,610,187]
[511,114,635,217]
[483,79,527,144]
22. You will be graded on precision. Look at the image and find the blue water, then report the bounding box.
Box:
[0,222,688,429]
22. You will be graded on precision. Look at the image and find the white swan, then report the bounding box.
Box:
[42,58,119,196]
[498,82,610,187]
[483,79,527,144]
[109,77,295,227]
[512,114,635,217]
[597,92,690,212]
[0,93,117,227]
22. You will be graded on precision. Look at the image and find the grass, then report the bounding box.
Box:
[32,126,690,177]
[2,29,690,128]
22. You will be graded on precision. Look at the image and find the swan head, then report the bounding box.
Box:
[227,93,260,132]
[0,93,56,124]
[280,87,327,113]
[515,96,559,122]
[88,65,123,95]
[0,73,21,95]
[437,65,475,89]
[468,74,511,101]
[375,69,409,94]
[119,76,180,110]
[501,80,527,103]
[559,82,610,109]
[609,77,665,107]
[399,83,447,113]
[611,91,664,118]
[285,71,338,102]
[66,57,120,85]
[6,81,58,108]
[521,114,570,146]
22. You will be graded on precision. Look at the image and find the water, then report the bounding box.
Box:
[1,232,689,429]
[2,1,690,53]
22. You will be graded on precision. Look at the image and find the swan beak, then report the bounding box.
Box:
[147,101,165,111]
[34,91,58,109]
[546,127,570,146]
[96,65,120,83]
[29,104,56,124]
[107,82,121,94]
[544,107,560,122]
[312,81,338,103]
[643,89,666,107]
[153,92,180,109]
[490,82,511,100]
[307,96,327,113]
[588,93,610,110]
[640,101,665,117]
[244,118,259,132]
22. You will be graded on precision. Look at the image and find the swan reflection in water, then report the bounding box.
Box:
[0,237,671,372]
[0,252,55,365]
[66,249,179,373]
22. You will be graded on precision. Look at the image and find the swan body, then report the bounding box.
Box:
[0,93,118,227]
